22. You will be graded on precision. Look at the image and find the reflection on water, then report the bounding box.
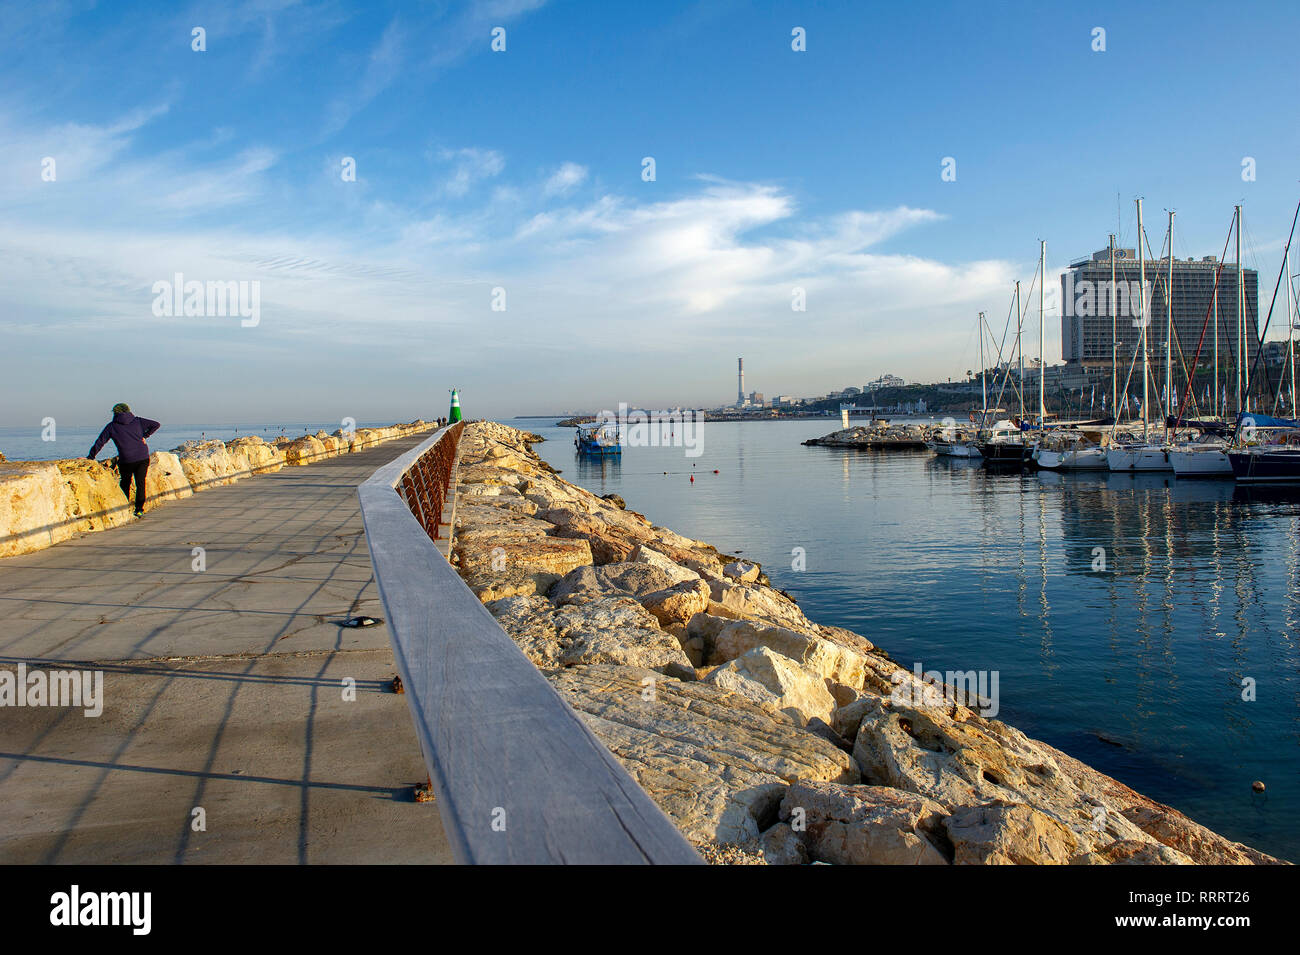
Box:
[519,418,1299,861]
[574,453,623,487]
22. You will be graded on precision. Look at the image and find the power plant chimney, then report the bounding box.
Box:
[737,357,745,405]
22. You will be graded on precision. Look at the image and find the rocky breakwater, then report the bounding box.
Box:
[0,419,434,558]
[803,423,931,449]
[452,421,1285,865]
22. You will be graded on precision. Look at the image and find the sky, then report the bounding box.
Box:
[3,0,1299,425]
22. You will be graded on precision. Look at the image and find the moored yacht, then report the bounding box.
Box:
[1034,430,1109,471]
[1106,434,1174,472]
[928,426,982,458]
[978,421,1034,467]
[1168,432,1233,477]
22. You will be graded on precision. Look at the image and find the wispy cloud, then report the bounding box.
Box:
[439,147,506,198]
[542,162,587,197]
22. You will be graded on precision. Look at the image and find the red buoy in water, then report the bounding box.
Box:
[712,469,719,474]
[689,474,694,483]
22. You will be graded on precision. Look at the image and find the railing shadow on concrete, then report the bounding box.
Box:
[357,422,703,865]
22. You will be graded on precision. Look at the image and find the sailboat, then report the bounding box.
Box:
[932,312,986,458]
[1169,206,1247,477]
[1037,235,1113,471]
[1226,413,1300,481]
[1108,201,1175,472]
[980,245,1043,468]
[1035,428,1109,470]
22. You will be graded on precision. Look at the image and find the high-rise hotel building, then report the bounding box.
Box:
[1060,248,1259,374]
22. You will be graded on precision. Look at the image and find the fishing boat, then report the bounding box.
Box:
[574,423,622,456]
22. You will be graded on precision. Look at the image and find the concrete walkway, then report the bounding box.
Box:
[0,435,454,864]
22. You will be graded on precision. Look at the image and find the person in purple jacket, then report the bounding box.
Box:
[88,403,161,517]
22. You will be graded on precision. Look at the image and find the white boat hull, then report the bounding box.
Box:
[1168,448,1233,477]
[1107,446,1174,472]
[930,441,981,458]
[1038,446,1109,470]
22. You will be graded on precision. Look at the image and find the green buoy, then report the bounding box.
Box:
[449,388,462,423]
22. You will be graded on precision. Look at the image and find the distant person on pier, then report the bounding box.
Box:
[87,403,160,517]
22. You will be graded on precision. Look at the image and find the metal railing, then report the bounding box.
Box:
[394,420,463,539]
[357,423,702,864]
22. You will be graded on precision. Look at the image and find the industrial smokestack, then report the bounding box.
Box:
[737,357,745,405]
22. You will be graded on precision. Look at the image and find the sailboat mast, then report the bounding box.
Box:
[1039,240,1046,426]
[1109,233,1117,420]
[1235,204,1244,414]
[1016,281,1024,419]
[1289,248,1296,413]
[1137,198,1148,441]
[1212,269,1219,417]
[979,311,987,418]
[1165,211,1174,436]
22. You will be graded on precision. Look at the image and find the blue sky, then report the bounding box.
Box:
[3,0,1299,426]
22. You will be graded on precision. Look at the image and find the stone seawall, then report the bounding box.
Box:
[452,421,1286,865]
[0,420,434,559]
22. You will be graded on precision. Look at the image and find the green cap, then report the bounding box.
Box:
[112,403,131,414]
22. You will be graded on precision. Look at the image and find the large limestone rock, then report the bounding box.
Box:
[703,646,836,725]
[143,451,193,504]
[461,569,560,602]
[226,436,285,475]
[724,560,760,583]
[456,531,592,578]
[849,694,1168,858]
[175,440,239,489]
[706,578,819,632]
[639,578,711,628]
[486,595,692,674]
[943,802,1080,865]
[549,665,859,844]
[0,461,68,557]
[281,435,328,467]
[760,823,809,865]
[629,543,703,585]
[544,507,642,563]
[549,562,678,606]
[692,614,869,688]
[780,781,951,865]
[54,459,133,534]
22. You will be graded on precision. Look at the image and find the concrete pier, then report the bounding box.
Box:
[0,435,453,864]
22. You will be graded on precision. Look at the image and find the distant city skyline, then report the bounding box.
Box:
[3,1,1299,426]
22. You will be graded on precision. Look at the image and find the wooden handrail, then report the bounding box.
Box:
[357,424,702,864]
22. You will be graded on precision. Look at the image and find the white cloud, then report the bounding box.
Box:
[542,162,587,197]
[0,106,1019,417]
[439,147,505,198]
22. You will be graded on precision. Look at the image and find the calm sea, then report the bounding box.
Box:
[511,416,1300,862]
